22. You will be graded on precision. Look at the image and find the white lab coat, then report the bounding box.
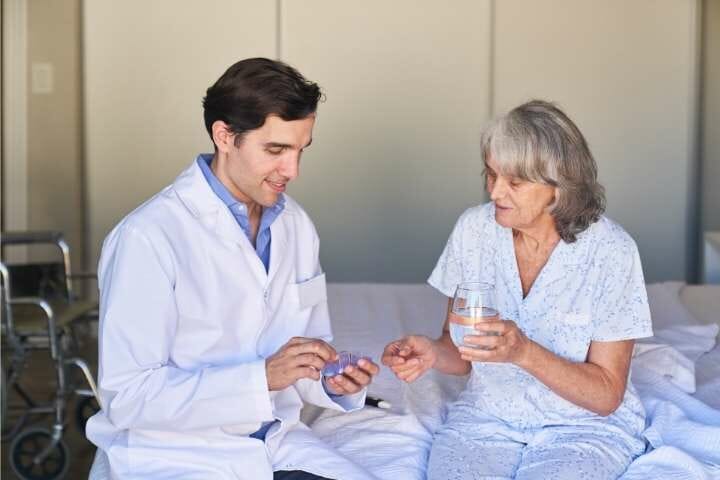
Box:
[86,160,371,480]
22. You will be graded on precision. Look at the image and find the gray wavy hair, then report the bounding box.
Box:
[480,100,606,243]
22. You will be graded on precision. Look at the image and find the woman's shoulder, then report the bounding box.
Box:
[451,203,503,249]
[456,202,496,230]
[583,215,640,259]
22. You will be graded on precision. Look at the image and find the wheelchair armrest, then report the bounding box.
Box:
[8,297,60,359]
[1,231,64,247]
[9,296,53,315]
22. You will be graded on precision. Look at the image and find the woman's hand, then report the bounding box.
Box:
[459,319,533,365]
[381,335,438,383]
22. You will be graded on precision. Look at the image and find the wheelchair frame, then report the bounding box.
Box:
[1,231,102,480]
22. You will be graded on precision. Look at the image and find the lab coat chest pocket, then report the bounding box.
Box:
[288,273,327,311]
[260,273,328,358]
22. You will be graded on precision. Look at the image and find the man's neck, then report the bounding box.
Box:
[210,153,263,243]
[210,153,262,212]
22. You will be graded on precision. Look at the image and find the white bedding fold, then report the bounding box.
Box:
[622,367,720,479]
[633,323,720,393]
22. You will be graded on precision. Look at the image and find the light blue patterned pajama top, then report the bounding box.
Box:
[426,202,653,480]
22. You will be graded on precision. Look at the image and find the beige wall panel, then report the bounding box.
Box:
[494,0,698,282]
[703,0,720,232]
[282,0,492,282]
[84,1,276,265]
[24,0,84,266]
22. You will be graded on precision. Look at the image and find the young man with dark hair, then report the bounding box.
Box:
[87,58,378,480]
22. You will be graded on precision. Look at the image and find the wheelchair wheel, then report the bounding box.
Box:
[75,395,100,435]
[9,428,69,480]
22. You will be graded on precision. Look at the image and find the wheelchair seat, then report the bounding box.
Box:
[10,299,98,337]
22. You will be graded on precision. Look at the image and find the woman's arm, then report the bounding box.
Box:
[462,320,634,416]
[382,299,471,381]
[523,339,633,416]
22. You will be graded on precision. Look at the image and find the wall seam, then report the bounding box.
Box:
[488,0,496,119]
[276,0,283,60]
[79,0,90,273]
[688,0,704,282]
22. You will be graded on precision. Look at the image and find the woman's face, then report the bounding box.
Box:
[485,156,557,231]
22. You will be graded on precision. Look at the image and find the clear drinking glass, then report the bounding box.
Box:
[449,282,499,350]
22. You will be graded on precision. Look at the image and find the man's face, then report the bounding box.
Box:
[214,114,315,207]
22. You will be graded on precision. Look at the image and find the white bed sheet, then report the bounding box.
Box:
[696,345,720,411]
[306,283,720,480]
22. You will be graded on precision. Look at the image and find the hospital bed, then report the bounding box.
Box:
[89,282,720,479]
[303,282,720,479]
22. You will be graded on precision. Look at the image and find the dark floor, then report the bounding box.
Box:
[3,329,98,480]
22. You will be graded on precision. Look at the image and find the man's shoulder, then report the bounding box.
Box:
[118,187,181,232]
[110,160,201,236]
[102,182,189,261]
[280,195,315,226]
[280,194,306,216]
[278,195,320,246]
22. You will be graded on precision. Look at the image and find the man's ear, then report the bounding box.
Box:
[211,121,234,153]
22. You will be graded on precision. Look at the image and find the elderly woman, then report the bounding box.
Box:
[382,100,652,479]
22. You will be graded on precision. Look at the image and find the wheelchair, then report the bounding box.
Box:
[1,231,102,480]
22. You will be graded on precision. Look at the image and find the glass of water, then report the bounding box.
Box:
[449,282,499,350]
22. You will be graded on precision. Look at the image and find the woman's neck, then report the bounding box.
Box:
[512,215,560,254]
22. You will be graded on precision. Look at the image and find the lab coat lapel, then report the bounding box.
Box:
[172,160,267,285]
[268,213,289,285]
[217,209,269,285]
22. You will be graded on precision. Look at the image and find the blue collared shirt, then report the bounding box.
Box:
[197,153,285,273]
[198,154,283,441]
[197,154,340,441]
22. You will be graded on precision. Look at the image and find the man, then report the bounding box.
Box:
[87,58,379,480]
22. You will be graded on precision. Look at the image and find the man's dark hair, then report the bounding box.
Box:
[202,58,322,147]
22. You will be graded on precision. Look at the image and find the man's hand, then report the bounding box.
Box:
[265,337,338,391]
[324,358,380,395]
[381,335,437,383]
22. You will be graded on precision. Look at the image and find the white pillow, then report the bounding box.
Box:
[645,282,701,330]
